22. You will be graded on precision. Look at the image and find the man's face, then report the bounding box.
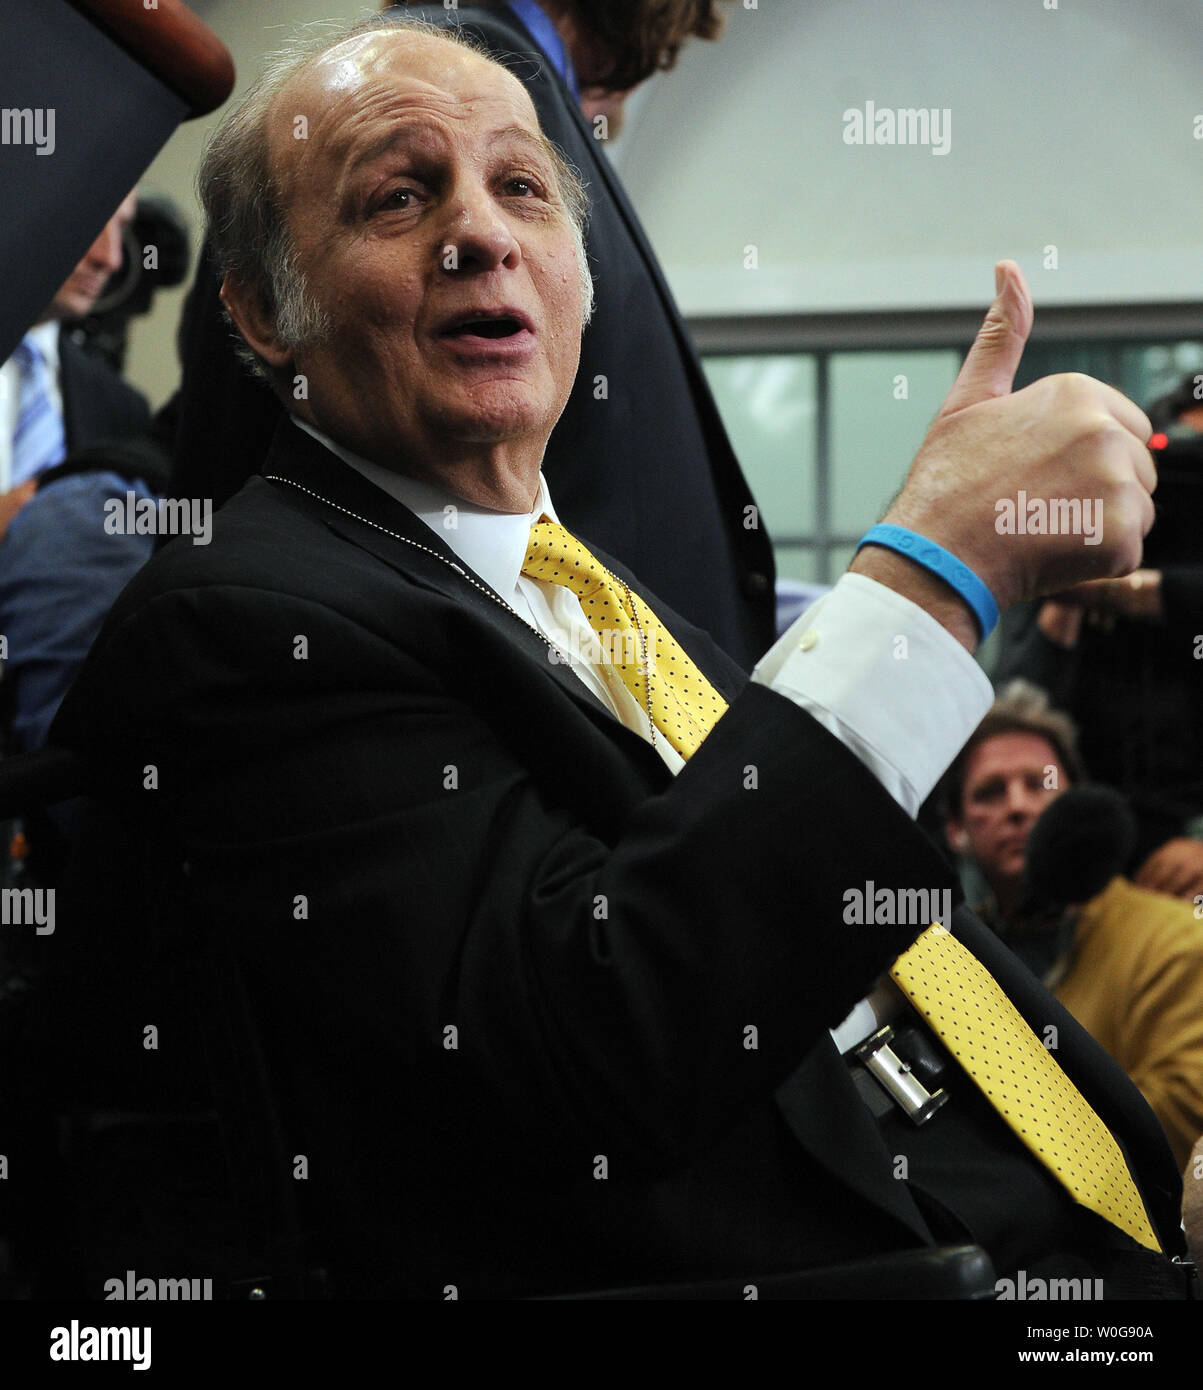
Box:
[247,33,584,483]
[45,191,137,322]
[948,732,1069,895]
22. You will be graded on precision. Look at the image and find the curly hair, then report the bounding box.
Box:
[393,1,728,93]
[558,0,728,93]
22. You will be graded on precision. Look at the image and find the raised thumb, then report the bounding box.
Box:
[938,260,1034,417]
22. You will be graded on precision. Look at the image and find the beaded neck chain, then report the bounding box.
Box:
[264,473,659,748]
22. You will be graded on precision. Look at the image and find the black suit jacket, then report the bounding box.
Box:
[57,329,149,453]
[50,420,1185,1296]
[168,6,775,671]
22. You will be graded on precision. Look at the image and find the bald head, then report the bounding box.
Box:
[267,30,555,230]
[201,15,595,507]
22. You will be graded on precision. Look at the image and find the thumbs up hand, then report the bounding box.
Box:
[855,261,1156,628]
[938,260,1034,416]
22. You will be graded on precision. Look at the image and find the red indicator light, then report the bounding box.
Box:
[1149,432,1169,450]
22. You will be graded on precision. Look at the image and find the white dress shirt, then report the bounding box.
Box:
[295,420,995,1050]
[0,321,62,493]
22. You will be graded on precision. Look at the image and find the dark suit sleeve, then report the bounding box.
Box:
[53,573,955,1183]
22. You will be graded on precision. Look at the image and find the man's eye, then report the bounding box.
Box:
[503,177,537,197]
[375,187,418,212]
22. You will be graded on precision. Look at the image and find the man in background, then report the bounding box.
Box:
[393,3,777,667]
[995,371,1203,898]
[0,191,147,513]
[0,190,160,756]
[943,681,1203,1169]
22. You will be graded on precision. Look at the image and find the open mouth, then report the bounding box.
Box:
[439,310,532,340]
[458,317,521,338]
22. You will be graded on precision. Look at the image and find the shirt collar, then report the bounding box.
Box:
[293,418,558,602]
[24,321,60,373]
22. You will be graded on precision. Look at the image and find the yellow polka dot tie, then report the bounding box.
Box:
[522,520,728,757]
[891,924,1161,1251]
[524,517,1160,1253]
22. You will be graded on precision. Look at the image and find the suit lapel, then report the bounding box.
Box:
[256,422,673,764]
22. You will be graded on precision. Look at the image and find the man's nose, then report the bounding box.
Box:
[1005,781,1042,820]
[439,183,521,274]
[85,216,125,273]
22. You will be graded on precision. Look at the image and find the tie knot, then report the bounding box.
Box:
[522,519,608,600]
[521,517,730,759]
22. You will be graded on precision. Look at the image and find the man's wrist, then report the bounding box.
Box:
[848,546,980,653]
[855,524,999,640]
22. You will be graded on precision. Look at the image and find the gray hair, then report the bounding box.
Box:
[198,12,594,383]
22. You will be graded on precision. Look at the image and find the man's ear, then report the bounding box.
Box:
[220,273,293,371]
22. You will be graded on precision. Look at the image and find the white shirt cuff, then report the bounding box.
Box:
[752,571,994,817]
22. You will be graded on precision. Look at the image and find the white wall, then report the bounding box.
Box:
[611,0,1203,316]
[125,0,367,407]
[126,0,1203,406]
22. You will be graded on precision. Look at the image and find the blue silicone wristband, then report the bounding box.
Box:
[855,523,1000,640]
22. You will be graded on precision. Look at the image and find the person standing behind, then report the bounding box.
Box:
[0,191,157,754]
[399,2,777,669]
[994,373,1203,896]
[0,192,147,505]
[942,681,1203,1170]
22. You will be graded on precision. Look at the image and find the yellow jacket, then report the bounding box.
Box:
[1055,875,1203,1170]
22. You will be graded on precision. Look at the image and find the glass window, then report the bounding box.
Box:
[1013,343,1117,393]
[774,544,819,584]
[829,350,961,538]
[827,541,859,583]
[704,332,1203,613]
[1116,342,1203,415]
[702,354,816,539]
